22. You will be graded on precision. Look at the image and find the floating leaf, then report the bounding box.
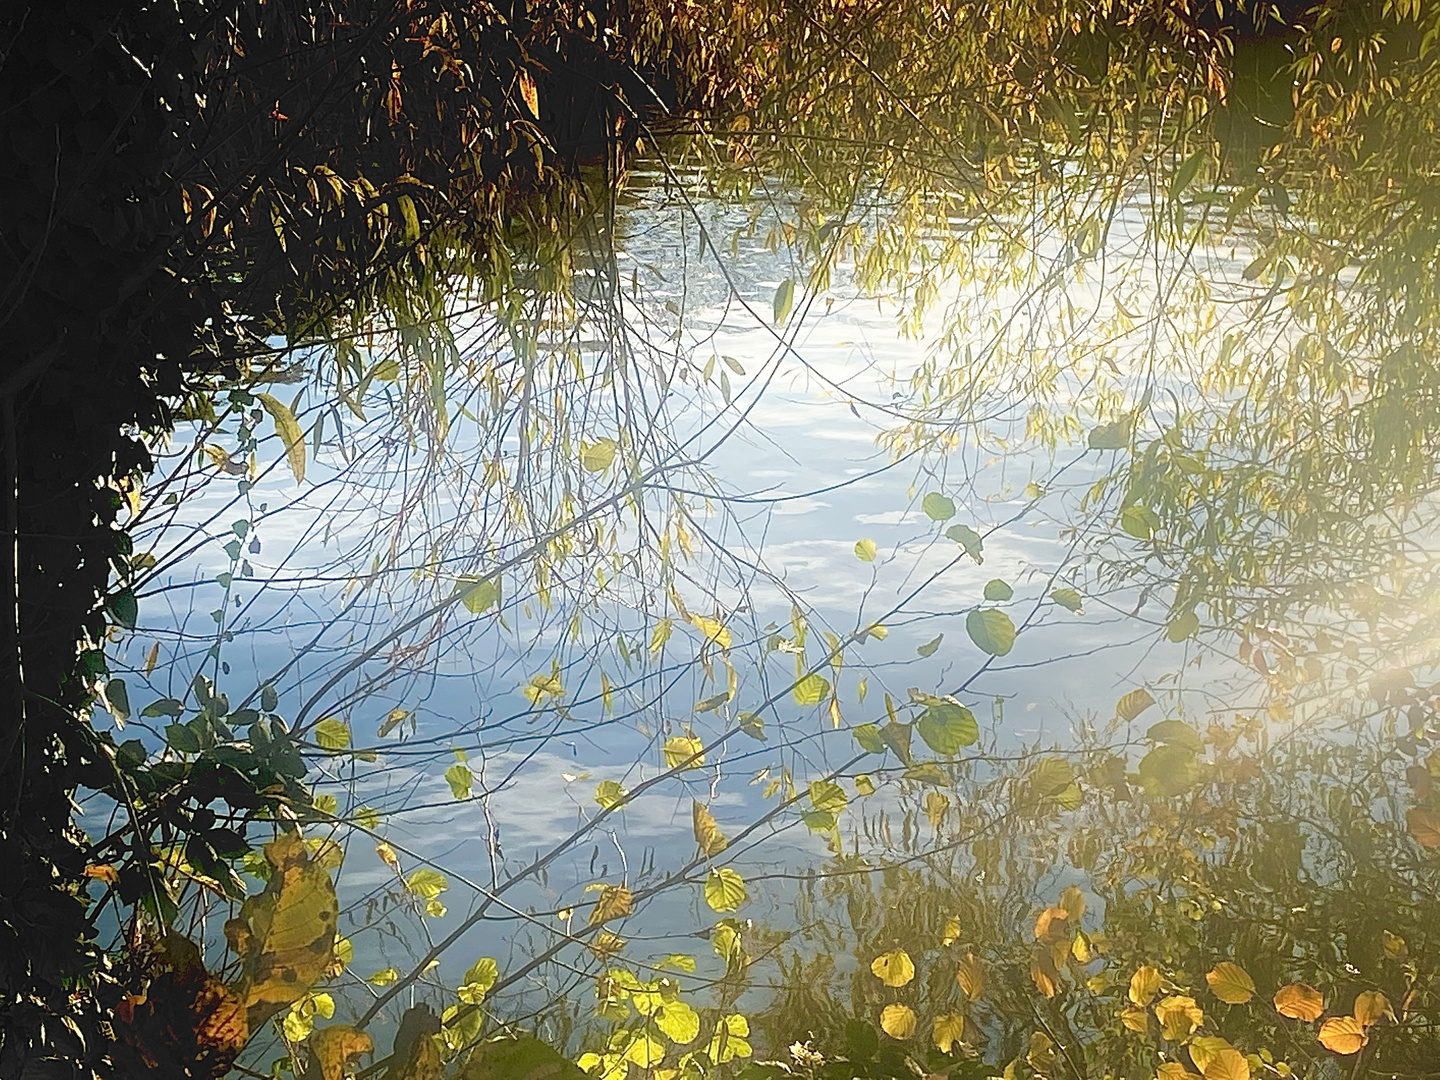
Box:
[870,949,915,987]
[879,1003,916,1040]
[1206,961,1255,1004]
[983,578,1013,601]
[1050,588,1083,613]
[854,538,878,562]
[1116,688,1157,721]
[257,392,306,484]
[313,717,350,752]
[917,703,979,755]
[933,1012,965,1054]
[966,608,1016,656]
[793,673,830,706]
[581,438,617,472]
[704,867,747,912]
[693,801,727,856]
[922,492,956,521]
[1317,1015,1367,1055]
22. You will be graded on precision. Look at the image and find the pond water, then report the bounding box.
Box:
[118,153,1314,1051]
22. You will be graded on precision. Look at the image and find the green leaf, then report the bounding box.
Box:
[1138,744,1199,795]
[581,438,618,473]
[704,867,747,912]
[105,678,130,721]
[444,762,473,799]
[354,806,381,831]
[1145,719,1204,753]
[1088,419,1130,450]
[458,956,498,1004]
[1119,505,1161,540]
[1028,757,1073,797]
[405,867,448,899]
[945,524,984,562]
[916,702,979,755]
[594,779,627,809]
[801,809,837,831]
[854,538,878,562]
[260,683,279,712]
[853,723,885,754]
[983,579,1013,601]
[903,762,949,785]
[107,590,138,630]
[143,697,183,718]
[256,392,306,484]
[966,609,1016,656]
[1166,611,1201,641]
[1050,588,1083,613]
[314,717,351,752]
[1169,148,1204,199]
[165,723,201,754]
[793,673,830,706]
[809,779,848,815]
[922,492,956,521]
[773,277,795,324]
[916,634,943,658]
[880,720,914,765]
[461,577,500,614]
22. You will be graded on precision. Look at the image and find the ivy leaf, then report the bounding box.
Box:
[966,608,1016,656]
[704,867,747,912]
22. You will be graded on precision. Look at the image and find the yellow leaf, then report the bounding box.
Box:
[688,614,732,649]
[1317,1015,1367,1055]
[1201,1047,1250,1080]
[1155,995,1204,1041]
[854,538,878,562]
[375,842,400,872]
[309,1025,373,1080]
[870,949,916,988]
[1187,1036,1232,1074]
[1383,930,1408,960]
[941,915,961,947]
[1205,961,1255,1004]
[957,952,985,999]
[1353,989,1393,1028]
[1129,965,1162,1007]
[932,1012,965,1053]
[664,735,705,770]
[1406,806,1440,847]
[692,801,728,856]
[1059,884,1086,920]
[517,67,539,118]
[256,393,306,484]
[1157,1065,1203,1080]
[581,438,617,473]
[1273,982,1324,1021]
[588,885,634,925]
[879,1003,916,1040]
[1121,1006,1150,1033]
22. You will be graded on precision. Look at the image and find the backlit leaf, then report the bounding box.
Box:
[1317,1015,1367,1055]
[405,868,447,899]
[1406,806,1440,848]
[773,277,795,324]
[870,949,915,987]
[256,392,306,484]
[793,673,830,706]
[1116,688,1157,721]
[984,578,1013,601]
[1206,961,1255,1004]
[1273,983,1324,1020]
[309,1024,373,1080]
[932,1012,965,1053]
[917,702,979,755]
[313,717,350,752]
[1129,965,1162,1007]
[693,801,727,856]
[581,438,617,473]
[1201,1047,1250,1080]
[854,538,878,562]
[957,952,986,998]
[664,735,705,769]
[588,885,634,924]
[704,867,747,912]
[1354,989,1393,1028]
[879,1003,916,1040]
[1050,588,1083,612]
[966,608,1015,656]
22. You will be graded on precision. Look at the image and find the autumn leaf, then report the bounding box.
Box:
[1273,982,1324,1021]
[1129,965,1162,1007]
[1155,995,1204,1041]
[1205,961,1255,1004]
[588,885,634,925]
[256,392,306,484]
[1201,1047,1250,1080]
[956,952,985,998]
[1406,806,1440,847]
[1353,989,1394,1028]
[932,1012,965,1053]
[1317,1015,1367,1055]
[704,868,747,912]
[309,1024,373,1080]
[870,949,916,988]
[692,801,728,856]
[879,1003,916,1040]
